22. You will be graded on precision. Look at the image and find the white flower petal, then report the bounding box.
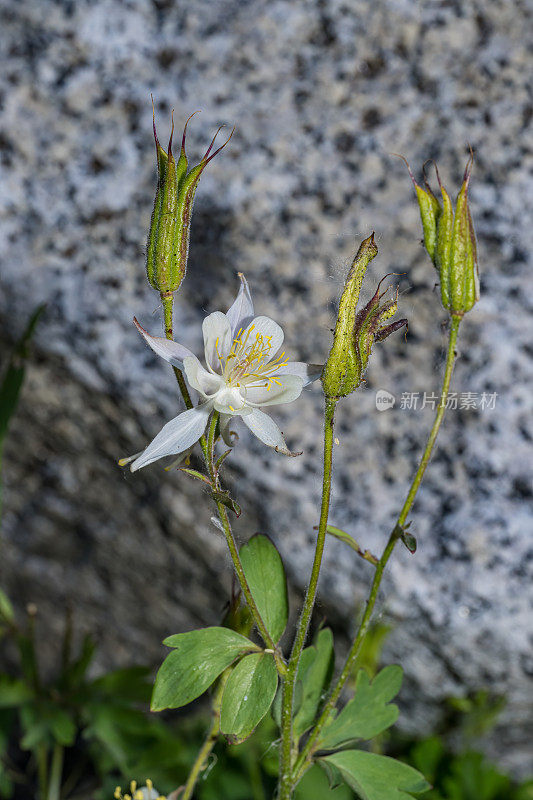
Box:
[202,311,232,372]
[134,318,196,370]
[183,356,224,397]
[130,403,212,471]
[213,387,252,416]
[243,374,304,407]
[226,273,254,337]
[275,362,323,386]
[241,316,284,361]
[219,413,238,447]
[242,408,301,456]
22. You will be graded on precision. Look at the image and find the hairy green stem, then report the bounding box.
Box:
[160,292,196,413]
[279,397,337,799]
[182,670,230,800]
[293,315,462,782]
[205,413,286,670]
[395,314,461,527]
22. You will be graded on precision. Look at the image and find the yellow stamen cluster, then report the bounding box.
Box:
[215,325,289,391]
[113,779,166,800]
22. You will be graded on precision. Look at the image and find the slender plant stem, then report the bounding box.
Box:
[292,314,462,783]
[47,743,64,800]
[160,292,196,412]
[396,314,461,527]
[278,397,337,800]
[36,745,48,800]
[205,413,286,670]
[181,670,230,800]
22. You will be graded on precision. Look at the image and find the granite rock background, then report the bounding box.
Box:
[1,0,532,777]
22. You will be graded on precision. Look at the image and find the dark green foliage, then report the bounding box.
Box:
[240,534,289,643]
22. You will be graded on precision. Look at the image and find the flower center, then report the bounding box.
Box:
[215,325,288,390]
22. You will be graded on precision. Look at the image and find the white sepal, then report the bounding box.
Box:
[242,408,301,456]
[226,272,254,337]
[130,403,212,472]
[134,318,196,371]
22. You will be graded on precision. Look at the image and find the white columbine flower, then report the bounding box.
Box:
[128,274,321,471]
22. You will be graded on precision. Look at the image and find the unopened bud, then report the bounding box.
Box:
[322,234,407,400]
[401,152,480,316]
[146,102,234,295]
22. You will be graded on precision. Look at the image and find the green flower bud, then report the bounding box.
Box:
[146,104,234,296]
[402,153,480,316]
[321,234,408,400]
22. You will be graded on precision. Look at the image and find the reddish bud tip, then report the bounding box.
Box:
[151,94,161,150]
[203,124,236,165]
[133,316,148,337]
[168,109,175,157]
[463,144,475,188]
[392,153,418,189]
[181,109,201,153]
[375,318,408,342]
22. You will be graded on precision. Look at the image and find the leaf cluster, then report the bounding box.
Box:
[0,592,187,799]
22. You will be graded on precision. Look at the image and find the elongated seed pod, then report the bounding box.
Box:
[146,128,169,291]
[145,108,233,296]
[396,155,441,266]
[463,204,480,311]
[405,153,480,317]
[435,185,454,311]
[322,236,407,400]
[415,182,441,264]
[321,234,378,399]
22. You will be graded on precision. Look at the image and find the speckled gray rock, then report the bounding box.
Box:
[1,0,531,778]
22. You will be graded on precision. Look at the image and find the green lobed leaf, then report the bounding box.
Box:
[152,627,258,711]
[48,706,76,746]
[20,721,49,750]
[320,750,430,800]
[0,675,33,707]
[19,702,76,749]
[220,652,278,743]
[240,534,288,643]
[294,763,353,799]
[319,665,403,750]
[293,627,334,739]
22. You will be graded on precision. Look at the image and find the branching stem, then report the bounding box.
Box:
[278,397,337,799]
[205,413,286,672]
[292,315,462,784]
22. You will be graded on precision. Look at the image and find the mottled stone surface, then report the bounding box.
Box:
[1,0,531,777]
